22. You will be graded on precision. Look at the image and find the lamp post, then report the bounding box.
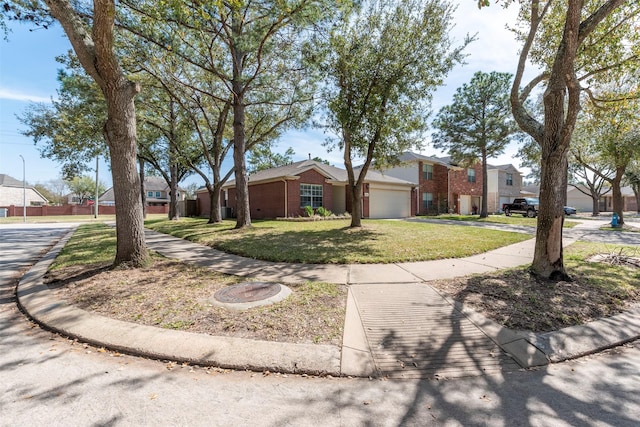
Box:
[18,155,25,223]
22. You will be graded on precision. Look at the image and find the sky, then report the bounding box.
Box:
[0,1,536,190]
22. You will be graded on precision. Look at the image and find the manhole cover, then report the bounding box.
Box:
[214,282,282,303]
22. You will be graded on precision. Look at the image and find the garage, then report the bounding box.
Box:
[368,185,412,218]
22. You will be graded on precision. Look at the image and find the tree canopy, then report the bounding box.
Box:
[486,0,640,280]
[324,0,470,227]
[432,71,518,218]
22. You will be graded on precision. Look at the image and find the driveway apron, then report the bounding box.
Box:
[351,282,521,379]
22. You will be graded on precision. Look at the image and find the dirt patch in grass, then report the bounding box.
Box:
[45,259,347,345]
[430,255,640,332]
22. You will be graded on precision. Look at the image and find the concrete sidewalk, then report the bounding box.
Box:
[16,224,640,379]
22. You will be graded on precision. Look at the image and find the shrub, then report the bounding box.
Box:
[304,205,314,217]
[316,206,332,217]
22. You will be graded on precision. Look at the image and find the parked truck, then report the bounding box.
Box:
[502,197,539,218]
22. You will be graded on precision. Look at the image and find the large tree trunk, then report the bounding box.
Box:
[169,160,179,220]
[480,152,488,218]
[231,12,251,229]
[139,157,146,219]
[349,183,363,227]
[611,169,625,225]
[168,99,179,220]
[45,0,148,268]
[533,145,569,280]
[529,4,580,281]
[232,95,251,229]
[590,190,600,216]
[208,182,224,224]
[104,84,148,267]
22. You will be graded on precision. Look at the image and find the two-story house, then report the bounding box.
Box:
[486,164,523,214]
[379,152,522,215]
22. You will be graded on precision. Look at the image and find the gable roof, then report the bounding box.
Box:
[488,163,521,174]
[0,174,25,187]
[400,152,522,175]
[223,160,416,188]
[397,152,452,168]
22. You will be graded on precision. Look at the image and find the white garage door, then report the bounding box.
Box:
[369,187,411,218]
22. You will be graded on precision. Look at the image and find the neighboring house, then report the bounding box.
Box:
[377,152,455,215]
[521,184,637,213]
[600,186,637,212]
[379,152,523,215]
[62,192,91,205]
[0,174,48,207]
[566,185,608,212]
[199,159,417,219]
[487,164,523,214]
[100,176,186,207]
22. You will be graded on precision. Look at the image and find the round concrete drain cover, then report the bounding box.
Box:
[215,282,281,303]
[211,282,291,310]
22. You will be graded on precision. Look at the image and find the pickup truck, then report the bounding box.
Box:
[502,197,539,218]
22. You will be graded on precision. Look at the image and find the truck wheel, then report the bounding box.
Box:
[504,208,511,216]
[527,209,536,218]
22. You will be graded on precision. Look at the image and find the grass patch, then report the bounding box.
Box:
[430,241,640,332]
[52,223,117,269]
[427,214,579,228]
[145,217,531,264]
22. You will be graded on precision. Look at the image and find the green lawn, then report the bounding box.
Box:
[426,214,580,228]
[145,218,531,264]
[52,223,117,269]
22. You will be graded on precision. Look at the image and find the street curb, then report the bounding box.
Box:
[16,229,341,377]
[436,289,640,367]
[16,222,640,377]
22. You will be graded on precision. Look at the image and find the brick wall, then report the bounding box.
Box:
[250,181,286,219]
[417,162,450,214]
[288,170,334,217]
[196,191,210,217]
[221,169,335,219]
[449,163,483,199]
[3,204,122,216]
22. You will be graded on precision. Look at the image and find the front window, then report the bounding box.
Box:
[422,192,433,210]
[506,173,513,186]
[422,163,433,180]
[155,191,161,198]
[147,191,153,197]
[300,184,323,208]
[467,169,476,183]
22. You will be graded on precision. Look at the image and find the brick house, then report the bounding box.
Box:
[200,159,417,219]
[379,152,523,215]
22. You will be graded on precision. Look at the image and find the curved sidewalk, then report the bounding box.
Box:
[17,226,640,378]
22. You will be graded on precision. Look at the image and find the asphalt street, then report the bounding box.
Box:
[1,222,639,426]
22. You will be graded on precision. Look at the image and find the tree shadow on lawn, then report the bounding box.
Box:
[432,261,640,333]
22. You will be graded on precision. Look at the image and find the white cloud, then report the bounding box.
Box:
[0,87,52,103]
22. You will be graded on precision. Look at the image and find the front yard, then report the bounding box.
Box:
[145,217,531,264]
[45,221,640,342]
